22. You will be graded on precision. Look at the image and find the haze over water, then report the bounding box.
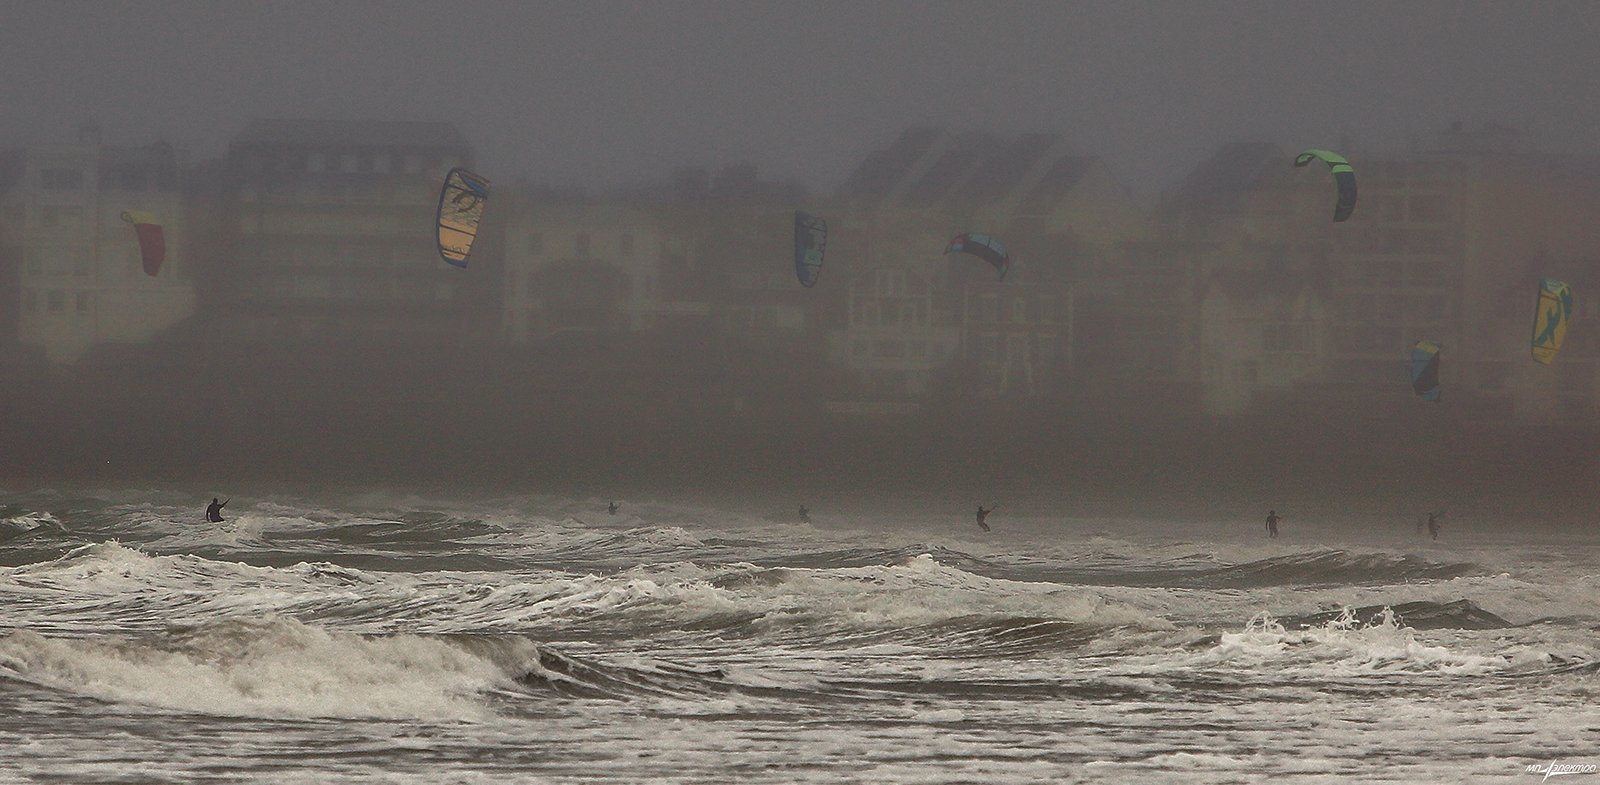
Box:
[5,2,1600,782]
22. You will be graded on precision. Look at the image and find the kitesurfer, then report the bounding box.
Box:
[975,506,992,532]
[1427,511,1442,540]
[1265,509,1281,539]
[205,497,228,523]
[607,502,619,515]
[797,505,811,524]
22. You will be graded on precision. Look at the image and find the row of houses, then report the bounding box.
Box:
[3,120,1599,425]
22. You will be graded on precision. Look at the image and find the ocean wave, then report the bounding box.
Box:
[0,616,536,721]
[1279,599,1512,631]
[1171,607,1595,678]
[1170,550,1481,588]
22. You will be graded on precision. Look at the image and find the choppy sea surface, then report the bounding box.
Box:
[0,488,1596,784]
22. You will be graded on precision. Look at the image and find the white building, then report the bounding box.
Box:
[5,124,195,364]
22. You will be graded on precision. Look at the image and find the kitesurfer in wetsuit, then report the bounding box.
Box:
[975,506,992,532]
[1427,511,1442,540]
[607,502,619,515]
[1265,509,1281,539]
[205,497,228,523]
[797,505,810,524]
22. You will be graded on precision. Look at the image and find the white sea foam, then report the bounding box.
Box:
[0,616,532,721]
[1,488,1597,784]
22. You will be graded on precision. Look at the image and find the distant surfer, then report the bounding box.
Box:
[797,505,810,524]
[1265,509,1281,539]
[975,506,992,532]
[607,501,619,515]
[205,497,228,523]
[1427,511,1442,540]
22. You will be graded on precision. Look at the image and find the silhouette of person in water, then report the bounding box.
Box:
[607,502,619,515]
[975,506,992,532]
[205,497,228,523]
[1427,511,1442,540]
[1265,509,1281,539]
[797,505,810,524]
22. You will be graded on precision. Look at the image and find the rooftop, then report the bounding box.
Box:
[233,119,469,149]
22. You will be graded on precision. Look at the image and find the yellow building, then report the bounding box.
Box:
[1199,272,1330,416]
[502,195,664,341]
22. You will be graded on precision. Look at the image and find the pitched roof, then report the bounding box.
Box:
[233,119,468,149]
[944,132,1060,205]
[839,127,943,198]
[1161,141,1284,222]
[1015,156,1094,216]
[841,128,1100,212]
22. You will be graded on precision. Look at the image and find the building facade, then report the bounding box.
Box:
[3,124,195,365]
[220,119,481,345]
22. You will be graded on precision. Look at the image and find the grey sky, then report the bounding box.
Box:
[3,1,1597,199]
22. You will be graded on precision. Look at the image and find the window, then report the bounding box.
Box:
[40,168,83,190]
[620,233,635,256]
[575,233,591,256]
[105,165,147,191]
[528,233,543,255]
[980,295,999,323]
[75,291,90,313]
[1037,295,1056,324]
[1407,194,1452,223]
[1372,194,1404,223]
[40,206,83,229]
[47,290,64,312]
[1008,335,1028,363]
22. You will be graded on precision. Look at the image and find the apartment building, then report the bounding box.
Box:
[828,128,1143,409]
[1179,126,1600,423]
[221,119,480,345]
[502,194,663,341]
[2,124,195,364]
